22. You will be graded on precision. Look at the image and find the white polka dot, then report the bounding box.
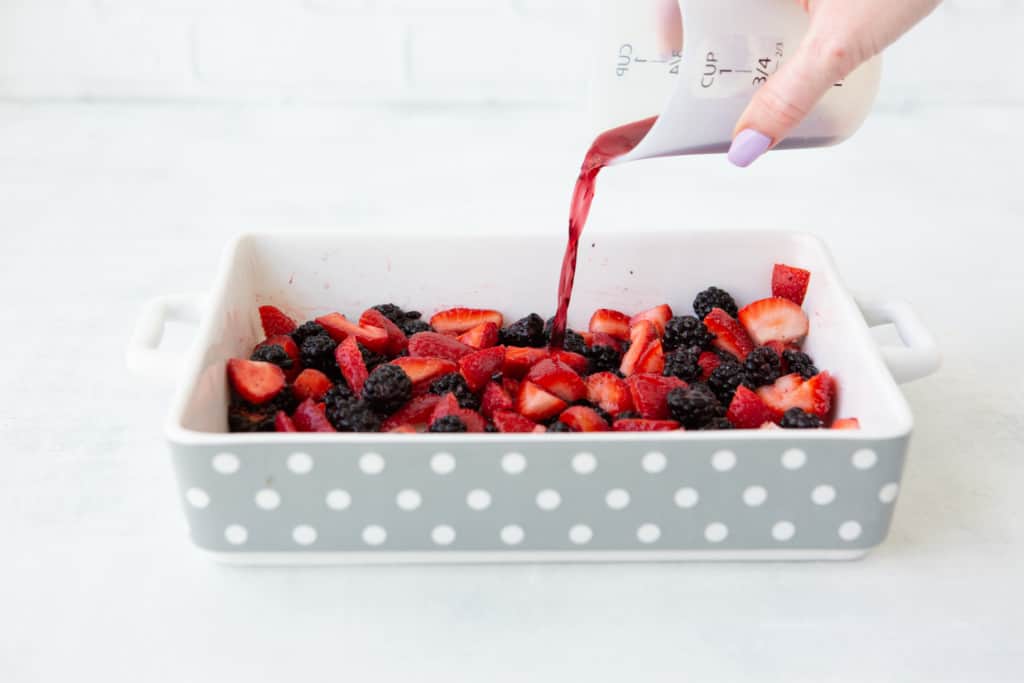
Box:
[536,489,561,511]
[781,448,807,470]
[292,525,317,546]
[362,525,387,546]
[325,489,351,510]
[572,452,597,475]
[852,449,878,470]
[772,521,796,542]
[286,452,313,474]
[879,482,900,504]
[501,525,524,545]
[642,451,667,473]
[637,524,661,544]
[466,489,492,511]
[431,525,456,546]
[185,487,209,509]
[254,488,280,510]
[704,522,729,543]
[839,521,862,541]
[431,452,456,475]
[711,449,737,471]
[224,524,248,545]
[359,452,386,475]
[812,484,836,505]
[502,452,526,474]
[605,488,630,510]
[674,487,699,509]
[742,485,767,507]
[396,489,422,511]
[569,524,593,545]
[212,452,240,474]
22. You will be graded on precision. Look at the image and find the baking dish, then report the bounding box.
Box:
[127,230,939,564]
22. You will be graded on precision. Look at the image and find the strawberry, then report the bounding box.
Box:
[613,418,681,432]
[408,331,475,362]
[389,357,457,387]
[274,411,298,432]
[634,338,666,375]
[292,399,336,432]
[258,305,297,336]
[227,359,285,405]
[381,394,441,431]
[459,345,506,392]
[727,385,782,428]
[626,373,687,420]
[737,297,809,346]
[579,331,595,346]
[832,417,861,430]
[525,359,587,403]
[457,321,499,349]
[549,349,589,375]
[481,381,514,418]
[388,425,417,434]
[589,308,631,340]
[559,406,610,432]
[629,304,673,336]
[334,336,369,395]
[516,381,568,422]
[429,308,504,334]
[255,334,301,380]
[315,312,390,354]
[359,308,408,356]
[697,351,721,381]
[430,393,486,432]
[502,346,550,379]
[502,376,521,400]
[772,263,811,305]
[703,307,755,361]
[757,372,835,418]
[586,372,634,415]
[619,320,657,376]
[493,410,541,433]
[292,368,333,402]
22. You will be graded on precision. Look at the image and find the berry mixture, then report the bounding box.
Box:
[226,263,858,434]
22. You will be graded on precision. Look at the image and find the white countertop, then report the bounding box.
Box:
[2,102,1022,682]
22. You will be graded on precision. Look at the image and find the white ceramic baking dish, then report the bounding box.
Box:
[127,230,939,564]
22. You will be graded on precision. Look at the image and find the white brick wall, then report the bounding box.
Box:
[0,0,1020,106]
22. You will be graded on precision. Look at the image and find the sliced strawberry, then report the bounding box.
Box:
[737,297,809,346]
[703,307,755,361]
[525,359,587,403]
[292,368,333,402]
[381,394,441,431]
[589,308,631,340]
[613,418,681,432]
[227,359,286,405]
[586,372,634,416]
[492,410,541,433]
[588,331,623,351]
[559,406,610,432]
[635,338,666,375]
[255,334,301,380]
[258,305,297,336]
[549,349,589,375]
[389,357,457,388]
[334,336,369,395]
[388,425,417,434]
[315,312,390,353]
[429,308,504,334]
[579,331,595,346]
[502,346,550,379]
[619,320,657,376]
[629,304,673,336]
[459,345,506,392]
[359,308,408,356]
[757,371,835,418]
[772,263,812,305]
[502,376,521,400]
[832,417,861,430]
[626,373,687,420]
[516,381,568,422]
[430,393,486,432]
[408,331,475,362]
[457,321,499,349]
[481,381,514,418]
[697,351,721,381]
[760,422,782,430]
[727,385,782,428]
[274,411,298,432]
[292,399,336,432]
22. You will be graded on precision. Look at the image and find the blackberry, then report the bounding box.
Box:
[428,373,480,411]
[372,303,406,325]
[783,349,819,380]
[300,333,338,377]
[667,384,724,429]
[543,318,587,354]
[325,397,381,432]
[708,360,747,404]
[616,411,641,420]
[499,313,546,348]
[693,286,739,320]
[361,364,413,413]
[663,346,703,383]
[700,417,735,430]
[663,315,714,351]
[585,344,622,374]
[400,318,432,336]
[547,421,572,432]
[429,415,468,433]
[323,383,354,406]
[228,404,277,432]
[291,320,327,346]
[359,343,387,370]
[715,348,740,364]
[744,346,782,387]
[404,310,422,320]
[250,343,293,370]
[780,408,823,429]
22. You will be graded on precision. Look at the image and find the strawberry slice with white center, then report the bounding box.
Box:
[737,297,809,346]
[459,345,506,392]
[493,410,541,433]
[629,304,673,336]
[589,308,631,341]
[726,385,782,428]
[703,307,755,361]
[619,320,657,376]
[334,336,369,395]
[381,394,441,431]
[757,371,834,418]
[612,418,681,432]
[832,417,861,430]
[516,381,568,422]
[481,381,514,418]
[525,359,587,403]
[389,357,458,388]
[315,312,390,354]
[502,346,550,379]
[626,373,687,420]
[227,359,286,405]
[359,308,408,356]
[457,321,499,349]
[408,331,475,362]
[549,349,589,375]
[772,263,811,305]
[559,406,610,432]
[429,308,504,334]
[586,371,634,416]
[258,305,297,336]
[634,338,666,375]
[292,399,336,432]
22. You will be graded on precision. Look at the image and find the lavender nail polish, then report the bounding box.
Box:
[728,129,772,167]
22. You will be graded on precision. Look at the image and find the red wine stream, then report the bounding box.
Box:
[549,116,658,349]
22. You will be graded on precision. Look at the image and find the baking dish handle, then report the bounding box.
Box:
[126,293,206,383]
[856,297,941,384]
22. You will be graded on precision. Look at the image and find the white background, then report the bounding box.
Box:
[2,1,1024,682]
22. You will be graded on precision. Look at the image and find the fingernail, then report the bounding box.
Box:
[728,129,772,167]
